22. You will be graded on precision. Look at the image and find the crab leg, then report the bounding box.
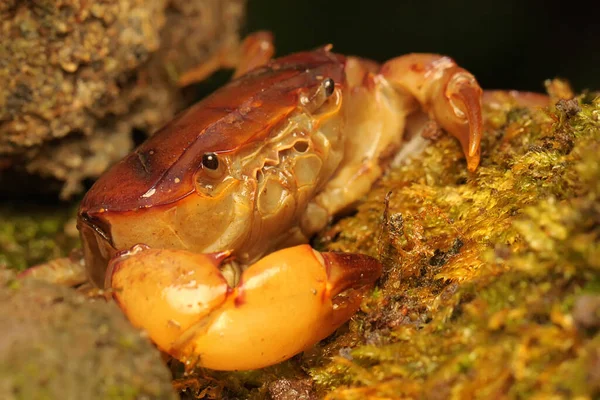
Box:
[108,244,381,371]
[178,31,274,87]
[17,254,87,287]
[380,54,483,171]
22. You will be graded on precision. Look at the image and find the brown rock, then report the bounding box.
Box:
[0,0,246,198]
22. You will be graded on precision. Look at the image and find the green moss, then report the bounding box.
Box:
[0,202,80,271]
[305,92,600,398]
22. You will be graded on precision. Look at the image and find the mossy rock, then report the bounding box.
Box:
[0,270,177,400]
[303,91,600,399]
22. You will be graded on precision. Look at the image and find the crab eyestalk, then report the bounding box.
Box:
[108,244,381,371]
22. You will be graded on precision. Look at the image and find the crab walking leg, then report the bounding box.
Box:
[108,244,382,371]
[380,54,484,171]
[231,31,275,79]
[18,255,87,287]
[178,31,274,87]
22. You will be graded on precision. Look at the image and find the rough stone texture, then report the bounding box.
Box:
[268,378,317,400]
[0,270,178,399]
[0,0,245,198]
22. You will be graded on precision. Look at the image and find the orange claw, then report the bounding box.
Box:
[380,54,484,171]
[108,244,381,371]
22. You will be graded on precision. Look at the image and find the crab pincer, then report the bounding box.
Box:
[107,244,381,371]
[380,54,483,171]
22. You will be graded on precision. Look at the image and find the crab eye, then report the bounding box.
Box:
[199,152,227,184]
[202,153,219,170]
[323,78,335,97]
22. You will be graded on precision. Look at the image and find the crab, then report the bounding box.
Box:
[33,32,549,371]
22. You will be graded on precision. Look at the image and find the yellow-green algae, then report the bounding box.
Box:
[303,91,600,399]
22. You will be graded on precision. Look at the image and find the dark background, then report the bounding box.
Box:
[245,0,600,93]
